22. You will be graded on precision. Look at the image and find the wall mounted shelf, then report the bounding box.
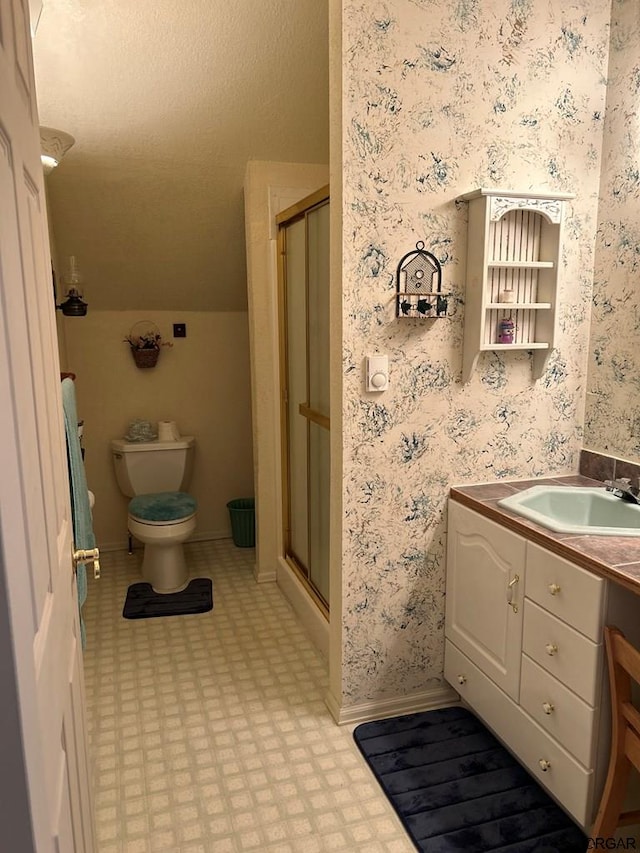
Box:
[457,188,574,381]
[487,261,555,269]
[485,303,552,310]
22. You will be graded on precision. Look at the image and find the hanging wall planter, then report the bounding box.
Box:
[124,321,171,369]
[131,347,159,369]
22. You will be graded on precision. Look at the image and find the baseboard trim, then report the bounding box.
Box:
[189,529,231,543]
[98,529,232,554]
[98,540,135,554]
[325,683,460,727]
[276,557,329,660]
[256,570,277,583]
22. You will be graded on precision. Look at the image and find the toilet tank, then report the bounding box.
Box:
[111,436,195,498]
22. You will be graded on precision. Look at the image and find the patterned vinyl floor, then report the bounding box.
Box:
[82,539,415,852]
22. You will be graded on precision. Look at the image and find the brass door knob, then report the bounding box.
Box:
[72,546,100,579]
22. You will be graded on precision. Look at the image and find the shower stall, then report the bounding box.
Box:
[243,161,331,656]
[277,187,330,613]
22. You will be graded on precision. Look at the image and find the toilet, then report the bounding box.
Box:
[111,436,197,593]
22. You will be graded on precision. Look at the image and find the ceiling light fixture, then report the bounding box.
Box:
[39,126,75,174]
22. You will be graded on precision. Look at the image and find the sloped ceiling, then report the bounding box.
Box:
[33,1,329,311]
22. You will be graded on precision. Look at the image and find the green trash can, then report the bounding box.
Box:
[227,498,256,547]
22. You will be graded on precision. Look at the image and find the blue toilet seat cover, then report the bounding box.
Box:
[129,491,197,522]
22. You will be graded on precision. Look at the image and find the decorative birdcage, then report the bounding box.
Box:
[395,241,449,319]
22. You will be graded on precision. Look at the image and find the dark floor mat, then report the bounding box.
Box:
[123,578,213,619]
[353,705,588,853]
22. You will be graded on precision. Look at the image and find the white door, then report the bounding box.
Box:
[0,1,94,851]
[445,500,526,699]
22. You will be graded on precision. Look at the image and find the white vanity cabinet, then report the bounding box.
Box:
[444,499,640,830]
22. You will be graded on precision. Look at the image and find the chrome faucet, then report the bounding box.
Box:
[604,477,640,505]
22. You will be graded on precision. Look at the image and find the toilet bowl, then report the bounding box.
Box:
[111,436,197,593]
[128,491,197,593]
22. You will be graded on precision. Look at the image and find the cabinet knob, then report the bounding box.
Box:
[542,701,555,715]
[548,583,561,596]
[538,759,551,772]
[545,643,558,656]
[457,675,467,685]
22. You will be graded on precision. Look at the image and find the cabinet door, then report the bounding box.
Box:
[445,501,526,699]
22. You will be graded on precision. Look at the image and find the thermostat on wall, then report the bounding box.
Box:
[366,354,389,392]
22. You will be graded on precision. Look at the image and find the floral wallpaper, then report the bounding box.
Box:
[585,0,640,462]
[339,0,611,707]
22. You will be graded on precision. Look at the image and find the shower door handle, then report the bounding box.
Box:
[298,403,330,430]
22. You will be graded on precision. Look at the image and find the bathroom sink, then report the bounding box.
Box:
[497,486,640,536]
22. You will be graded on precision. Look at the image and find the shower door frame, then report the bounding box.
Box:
[277,185,330,617]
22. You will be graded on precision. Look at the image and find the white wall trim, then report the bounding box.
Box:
[276,557,329,660]
[190,530,234,544]
[325,684,460,727]
[256,570,277,583]
[98,529,232,553]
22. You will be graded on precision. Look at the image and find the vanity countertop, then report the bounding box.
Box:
[450,475,640,597]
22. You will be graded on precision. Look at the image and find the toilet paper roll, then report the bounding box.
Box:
[158,420,180,441]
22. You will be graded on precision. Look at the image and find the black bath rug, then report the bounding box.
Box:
[353,705,588,853]
[123,578,213,619]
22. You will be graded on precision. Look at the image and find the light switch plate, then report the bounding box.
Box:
[366,354,389,392]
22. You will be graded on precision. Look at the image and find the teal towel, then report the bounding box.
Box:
[61,378,96,648]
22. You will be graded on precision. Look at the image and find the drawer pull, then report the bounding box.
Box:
[457,675,467,685]
[538,759,551,772]
[545,643,558,656]
[506,574,520,613]
[542,701,555,715]
[548,583,561,596]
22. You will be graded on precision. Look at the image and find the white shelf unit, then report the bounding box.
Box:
[457,189,574,381]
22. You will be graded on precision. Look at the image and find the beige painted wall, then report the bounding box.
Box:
[34,1,329,314]
[63,310,254,550]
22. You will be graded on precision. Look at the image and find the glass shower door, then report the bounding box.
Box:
[278,188,330,611]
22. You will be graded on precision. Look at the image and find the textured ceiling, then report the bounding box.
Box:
[33,1,329,311]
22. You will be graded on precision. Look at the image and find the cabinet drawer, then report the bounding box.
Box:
[520,654,597,768]
[523,600,602,705]
[445,640,593,828]
[444,640,514,742]
[512,700,594,830]
[526,542,605,642]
